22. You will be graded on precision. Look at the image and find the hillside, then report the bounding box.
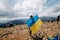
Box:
[0,21,60,40]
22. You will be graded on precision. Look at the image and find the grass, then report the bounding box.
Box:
[0,21,60,40]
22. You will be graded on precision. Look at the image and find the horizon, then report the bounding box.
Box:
[0,17,57,24]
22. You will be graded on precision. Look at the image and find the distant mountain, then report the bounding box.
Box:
[0,17,57,27]
[0,19,28,27]
[7,19,27,25]
[40,17,57,22]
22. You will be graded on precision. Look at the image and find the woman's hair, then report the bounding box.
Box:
[30,15,33,18]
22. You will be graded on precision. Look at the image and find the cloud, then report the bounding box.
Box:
[38,0,60,17]
[13,0,60,17]
[0,2,7,11]
[0,18,13,23]
[0,0,44,18]
[0,17,29,23]
[0,0,60,23]
[0,0,45,23]
[0,0,60,18]
[13,0,44,17]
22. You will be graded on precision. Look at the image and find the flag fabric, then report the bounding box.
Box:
[54,34,59,40]
[48,35,54,40]
[48,38,54,40]
[48,34,59,40]
[26,15,43,34]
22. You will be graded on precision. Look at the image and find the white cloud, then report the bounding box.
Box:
[38,2,60,17]
[0,18,13,23]
[0,2,7,11]
[0,0,60,18]
[0,17,29,23]
[13,0,44,17]
[13,0,60,17]
[0,0,60,23]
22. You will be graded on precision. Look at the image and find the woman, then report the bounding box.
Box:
[29,15,43,40]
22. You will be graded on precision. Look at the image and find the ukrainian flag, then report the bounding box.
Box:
[26,15,43,34]
[48,34,59,40]
[54,34,59,40]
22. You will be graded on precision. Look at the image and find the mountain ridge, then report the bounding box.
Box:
[0,17,57,27]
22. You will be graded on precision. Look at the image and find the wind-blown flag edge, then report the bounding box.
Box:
[30,19,43,34]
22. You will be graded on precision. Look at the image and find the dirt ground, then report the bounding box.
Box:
[0,21,60,40]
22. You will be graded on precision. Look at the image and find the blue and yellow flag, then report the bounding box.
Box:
[54,34,59,40]
[26,15,43,34]
[48,35,54,40]
[48,34,59,40]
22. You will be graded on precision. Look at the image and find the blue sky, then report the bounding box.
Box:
[0,0,60,23]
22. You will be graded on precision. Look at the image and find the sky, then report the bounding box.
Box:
[0,0,60,23]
